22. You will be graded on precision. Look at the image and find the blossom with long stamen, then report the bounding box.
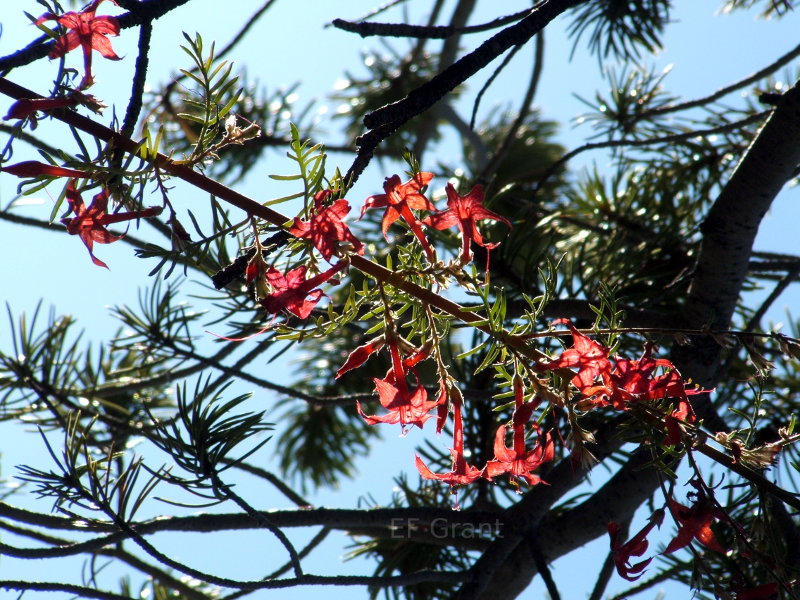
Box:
[36,0,121,89]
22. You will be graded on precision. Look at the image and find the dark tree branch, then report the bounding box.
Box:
[0,581,133,600]
[363,0,584,130]
[0,503,503,554]
[331,8,533,39]
[345,0,586,186]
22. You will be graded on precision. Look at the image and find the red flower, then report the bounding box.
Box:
[336,337,385,379]
[608,510,663,581]
[483,376,554,488]
[288,190,364,262]
[356,330,439,430]
[357,373,439,430]
[361,172,437,261]
[5,97,78,120]
[415,392,482,488]
[664,488,726,554]
[61,180,162,268]
[423,182,511,264]
[1,160,88,179]
[36,0,121,89]
[258,263,345,319]
[538,319,612,399]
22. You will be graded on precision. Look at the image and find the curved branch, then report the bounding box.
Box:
[478,30,545,185]
[644,41,800,118]
[0,581,132,600]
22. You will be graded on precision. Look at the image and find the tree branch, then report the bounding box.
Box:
[345,0,586,185]
[331,8,533,39]
[462,72,800,600]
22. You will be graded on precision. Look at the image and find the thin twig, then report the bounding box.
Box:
[331,8,533,39]
[694,440,800,512]
[746,264,800,331]
[644,41,800,118]
[211,472,304,578]
[528,535,561,600]
[469,42,523,131]
[532,110,770,196]
[478,30,544,186]
[587,517,626,600]
[0,124,61,157]
[221,459,310,507]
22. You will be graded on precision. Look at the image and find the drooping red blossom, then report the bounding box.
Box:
[257,262,345,319]
[483,376,554,488]
[36,0,121,89]
[336,337,385,379]
[356,329,439,429]
[1,160,89,179]
[357,372,440,430]
[434,377,450,434]
[608,510,664,581]
[603,346,669,409]
[664,487,726,554]
[360,172,437,261]
[288,190,364,262]
[423,182,512,264]
[5,96,78,120]
[415,392,482,488]
[663,397,694,446]
[538,319,612,398]
[61,180,162,268]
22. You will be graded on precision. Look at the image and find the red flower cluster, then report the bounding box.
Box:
[343,329,555,489]
[415,390,483,488]
[361,172,437,262]
[483,375,554,489]
[608,510,664,581]
[361,173,511,265]
[539,319,703,445]
[424,182,511,264]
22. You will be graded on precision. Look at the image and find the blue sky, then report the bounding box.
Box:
[1,1,799,599]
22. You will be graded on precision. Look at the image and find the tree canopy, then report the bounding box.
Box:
[1,1,800,599]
